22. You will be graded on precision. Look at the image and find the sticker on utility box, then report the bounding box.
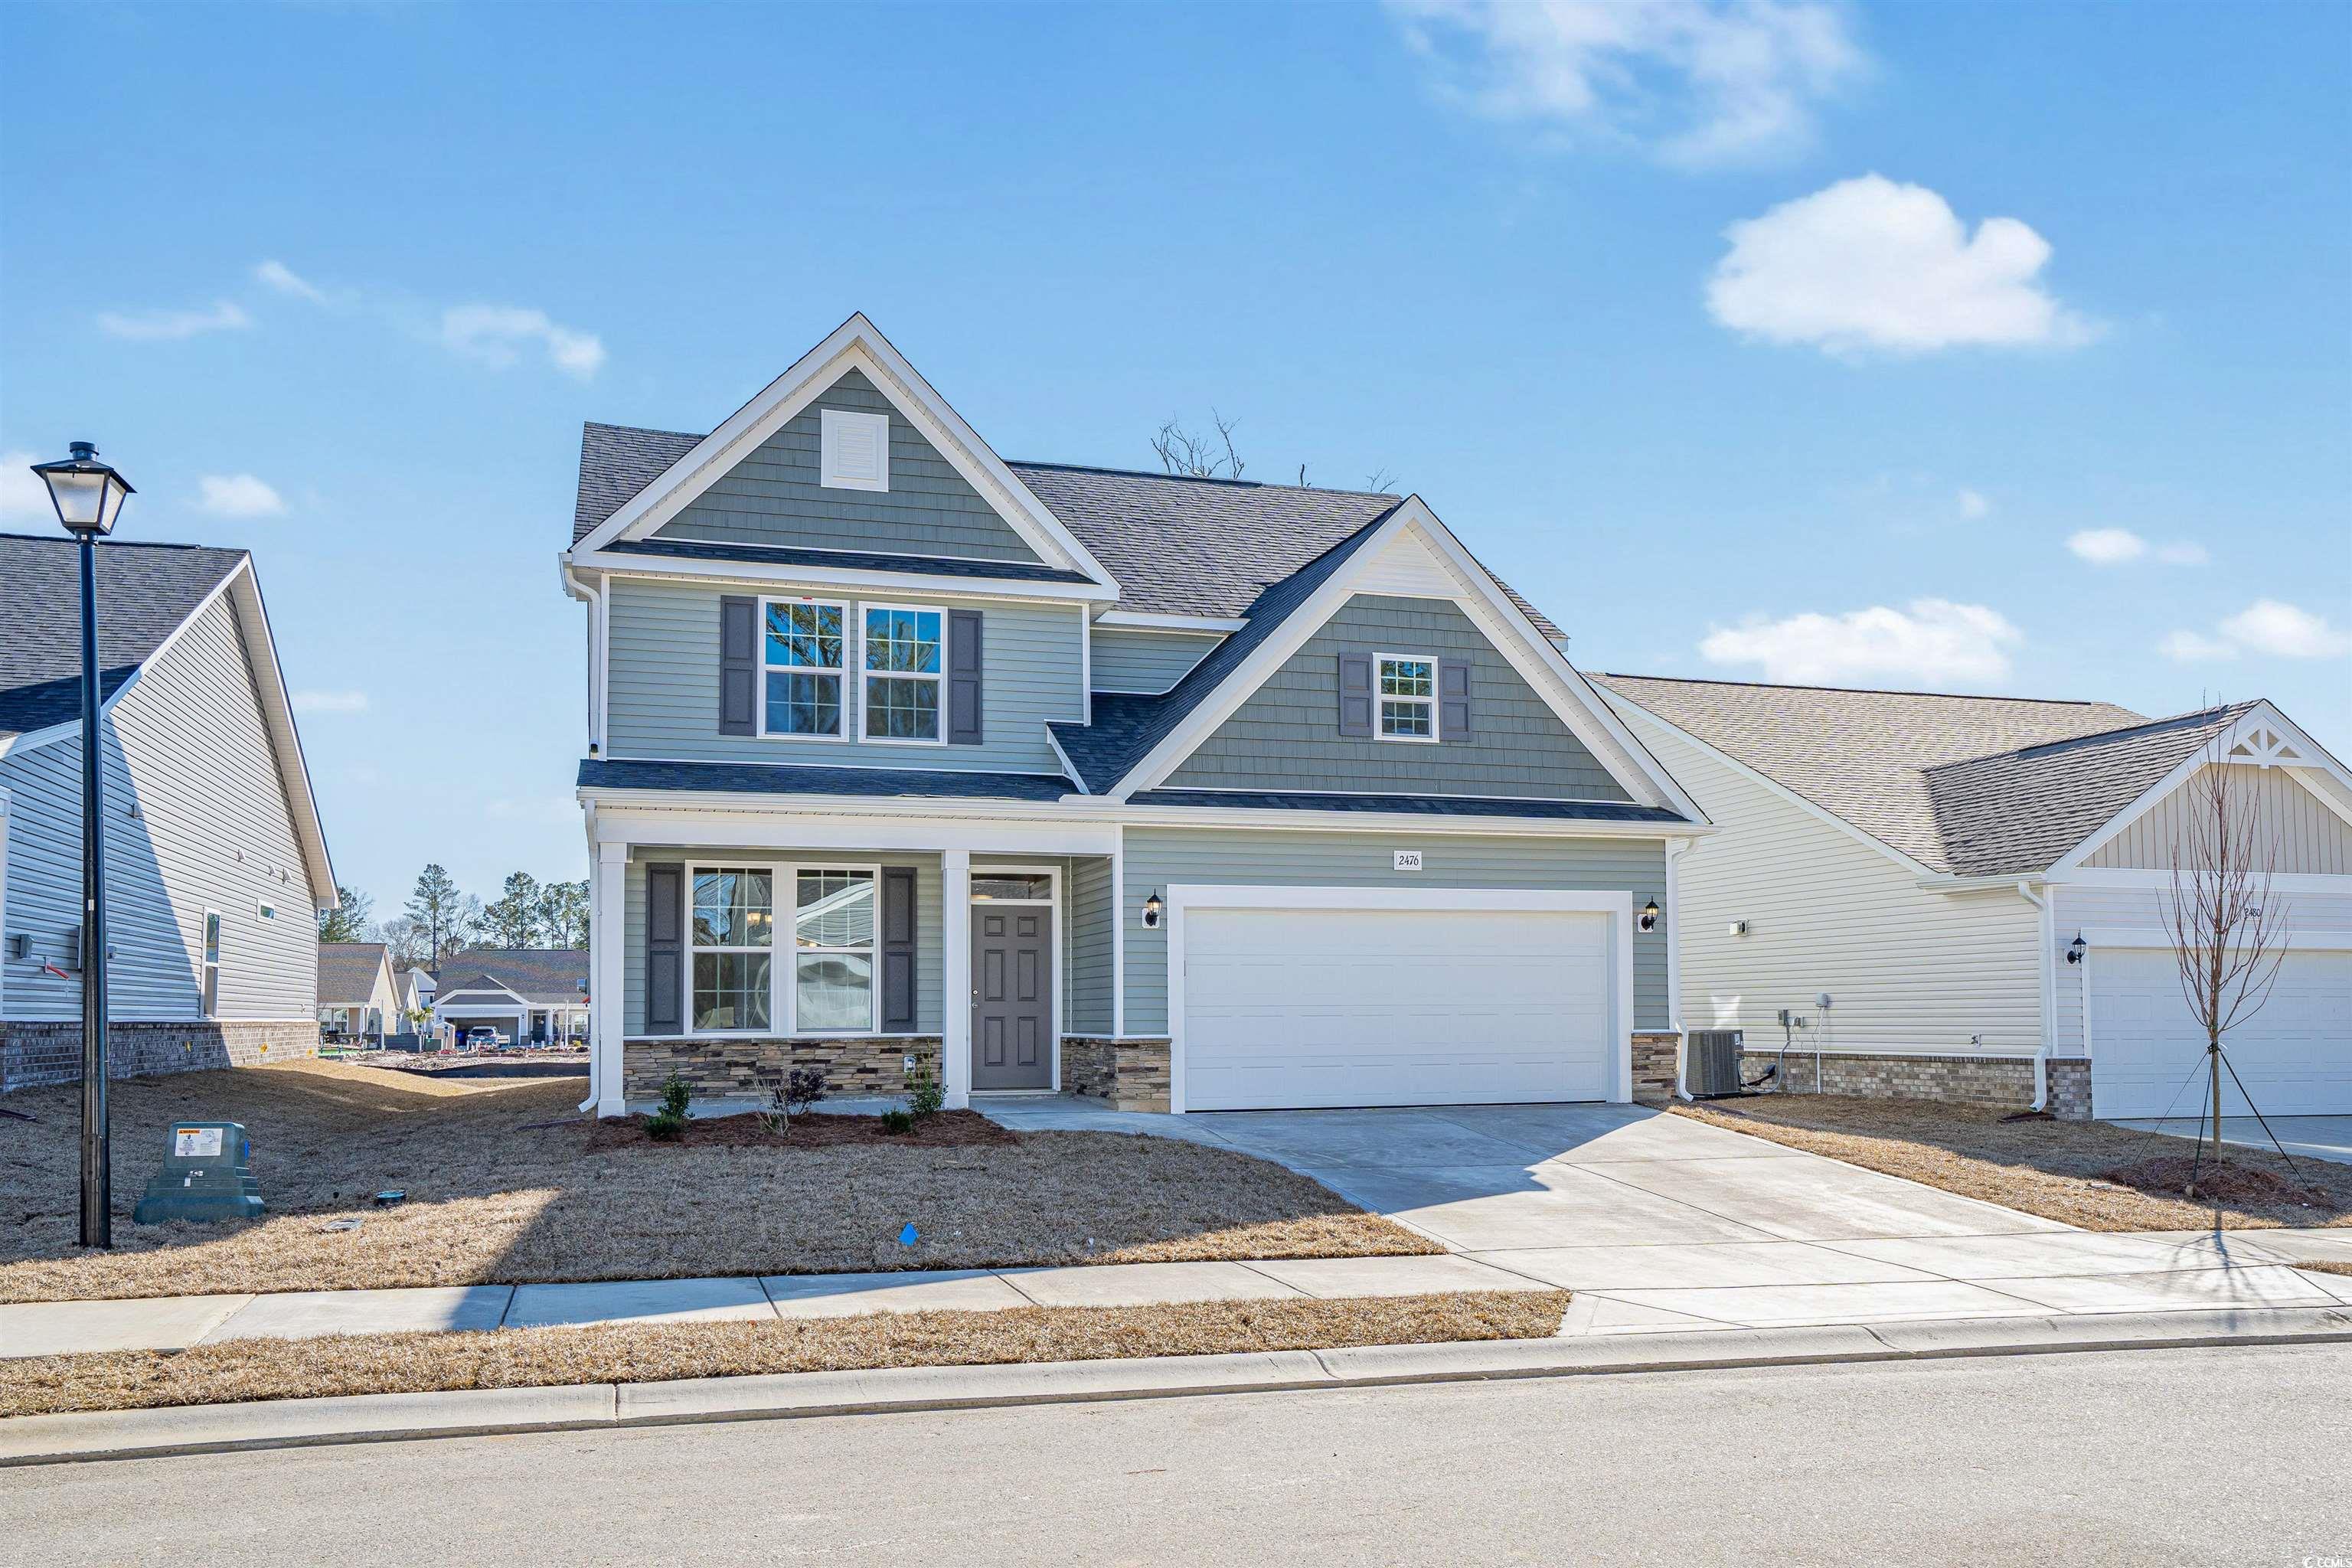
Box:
[173,1126,223,1158]
[1393,850,1424,872]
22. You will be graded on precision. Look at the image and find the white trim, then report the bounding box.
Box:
[2053,868,2350,893]
[2017,880,2053,1110]
[575,551,1109,605]
[969,861,1063,1093]
[857,602,947,746]
[198,908,221,1021]
[818,407,891,492]
[1110,822,1126,1038]
[1161,884,1635,1115]
[1078,604,1092,728]
[756,596,851,743]
[942,850,972,1109]
[1093,610,1249,633]
[783,862,887,1037]
[1664,838,1688,1099]
[1374,651,1440,743]
[569,314,1119,591]
[589,839,626,1115]
[1044,724,1089,794]
[2079,926,2352,952]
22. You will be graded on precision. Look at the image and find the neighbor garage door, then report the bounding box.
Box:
[1178,899,1618,1112]
[2090,947,2352,1118]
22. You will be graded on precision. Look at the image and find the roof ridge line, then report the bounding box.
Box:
[1592,671,2132,708]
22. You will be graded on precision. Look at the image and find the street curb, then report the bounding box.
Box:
[5,1305,2348,1467]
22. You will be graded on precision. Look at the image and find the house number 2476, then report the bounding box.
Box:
[1393,850,1424,872]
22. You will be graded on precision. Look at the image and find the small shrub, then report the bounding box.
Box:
[760,1085,790,1137]
[879,1108,915,1135]
[906,1065,945,1120]
[786,1067,828,1115]
[645,1072,692,1142]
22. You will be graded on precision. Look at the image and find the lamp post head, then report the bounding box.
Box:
[31,441,135,537]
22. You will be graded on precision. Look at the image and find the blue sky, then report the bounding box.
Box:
[4,2,2347,917]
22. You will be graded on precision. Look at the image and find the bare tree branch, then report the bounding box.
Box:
[1152,411,1246,480]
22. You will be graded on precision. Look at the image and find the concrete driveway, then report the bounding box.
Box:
[982,1098,2352,1332]
[2108,1114,2352,1167]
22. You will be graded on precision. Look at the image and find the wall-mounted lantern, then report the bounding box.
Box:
[2065,934,2086,965]
[1638,899,1660,933]
[1141,890,1164,930]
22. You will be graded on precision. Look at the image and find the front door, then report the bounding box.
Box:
[972,903,1053,1089]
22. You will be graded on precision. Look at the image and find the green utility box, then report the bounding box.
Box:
[132,1121,264,1224]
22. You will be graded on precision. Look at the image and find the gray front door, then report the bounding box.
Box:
[972,904,1052,1089]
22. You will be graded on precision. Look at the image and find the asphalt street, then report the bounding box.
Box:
[7,1342,2347,1566]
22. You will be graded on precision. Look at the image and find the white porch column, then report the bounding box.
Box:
[589,839,628,1117]
[942,848,971,1109]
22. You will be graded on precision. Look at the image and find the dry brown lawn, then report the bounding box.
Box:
[2301,1259,2352,1279]
[1,1061,1434,1304]
[1667,1095,2352,1231]
[0,1291,1567,1418]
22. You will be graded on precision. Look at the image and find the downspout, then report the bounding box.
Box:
[1666,840,1693,1100]
[2017,880,2052,1111]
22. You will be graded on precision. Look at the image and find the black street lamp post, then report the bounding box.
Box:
[30,442,136,1250]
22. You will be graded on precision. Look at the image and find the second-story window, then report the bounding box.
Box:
[863,606,943,743]
[764,600,845,737]
[1377,654,1438,741]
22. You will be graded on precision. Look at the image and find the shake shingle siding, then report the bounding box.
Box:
[1118,828,1668,1035]
[604,577,1080,775]
[652,371,1044,564]
[1166,595,1632,800]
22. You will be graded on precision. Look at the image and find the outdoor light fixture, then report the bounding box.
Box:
[2066,935,2087,965]
[1141,890,1164,930]
[32,441,135,537]
[33,442,135,1250]
[1638,899,1661,933]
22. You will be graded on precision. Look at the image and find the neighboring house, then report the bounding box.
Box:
[0,534,337,1090]
[430,948,591,1046]
[561,315,1709,1117]
[318,941,397,1044]
[1593,676,2352,1121]
[394,964,434,1031]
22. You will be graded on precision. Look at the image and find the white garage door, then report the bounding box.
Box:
[2090,947,2352,1118]
[1180,903,1616,1112]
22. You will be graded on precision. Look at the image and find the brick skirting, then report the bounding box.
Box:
[622,1035,941,1102]
[0,1020,318,1093]
[1735,1049,2096,1120]
[1061,1034,1172,1113]
[1630,1032,1682,1102]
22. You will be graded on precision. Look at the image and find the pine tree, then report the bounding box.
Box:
[404,864,466,962]
[480,872,546,948]
[316,885,374,942]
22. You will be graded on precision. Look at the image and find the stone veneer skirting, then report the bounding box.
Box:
[1629,1033,1681,1101]
[623,1036,942,1102]
[1061,1035,1173,1114]
[0,1020,319,1093]
[1736,1049,2096,1120]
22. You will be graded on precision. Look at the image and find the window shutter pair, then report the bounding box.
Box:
[717,597,982,746]
[645,862,684,1036]
[1334,650,1474,740]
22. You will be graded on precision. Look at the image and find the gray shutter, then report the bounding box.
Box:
[645,862,684,1036]
[1439,658,1472,743]
[718,596,758,736]
[880,867,917,1031]
[948,609,984,745]
[1338,651,1374,737]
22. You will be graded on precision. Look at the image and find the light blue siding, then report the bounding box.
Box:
[1066,854,1114,1033]
[2,596,318,1024]
[655,369,1044,564]
[1119,827,1668,1034]
[1166,595,1632,800]
[606,579,1082,774]
[1089,628,1221,694]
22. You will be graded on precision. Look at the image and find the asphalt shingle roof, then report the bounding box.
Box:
[577,758,1075,801]
[430,949,592,1004]
[315,942,390,1008]
[0,534,249,740]
[1592,673,2245,876]
[604,536,1094,583]
[1129,790,1690,823]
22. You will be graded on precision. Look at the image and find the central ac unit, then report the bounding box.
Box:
[1685,1029,1745,1098]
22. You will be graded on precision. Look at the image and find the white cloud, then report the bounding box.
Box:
[1707,175,2099,356]
[440,305,605,378]
[96,300,252,341]
[1389,0,1866,166]
[1956,488,1989,520]
[2158,630,2236,663]
[1699,598,2021,686]
[2,449,56,520]
[255,259,328,302]
[2067,528,2145,565]
[2216,599,2352,659]
[2154,541,2210,566]
[291,690,370,714]
[196,474,286,518]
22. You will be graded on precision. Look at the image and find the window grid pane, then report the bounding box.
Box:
[795,871,877,951]
[692,869,775,948]
[864,676,940,740]
[1379,658,1432,697]
[692,951,773,1033]
[765,603,842,670]
[1380,700,1432,737]
[795,953,873,1033]
[765,671,841,737]
[863,608,941,674]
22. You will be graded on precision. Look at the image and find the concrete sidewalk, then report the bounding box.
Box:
[6,1229,2349,1360]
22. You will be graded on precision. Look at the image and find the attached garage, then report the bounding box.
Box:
[1168,887,1631,1112]
[2089,944,2352,1119]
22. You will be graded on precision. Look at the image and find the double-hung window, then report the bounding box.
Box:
[763,600,845,737]
[862,606,943,743]
[1377,653,1438,741]
[691,868,774,1032]
[200,912,221,1018]
[793,870,877,1031]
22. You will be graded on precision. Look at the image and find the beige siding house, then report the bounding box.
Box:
[1595,679,2352,1121]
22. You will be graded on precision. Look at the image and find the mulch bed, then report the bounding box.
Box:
[2096,1155,2336,1209]
[584,1109,1019,1151]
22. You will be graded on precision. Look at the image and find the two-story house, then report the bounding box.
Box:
[562,315,1710,1117]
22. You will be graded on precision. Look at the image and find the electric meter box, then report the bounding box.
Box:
[132,1121,264,1224]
